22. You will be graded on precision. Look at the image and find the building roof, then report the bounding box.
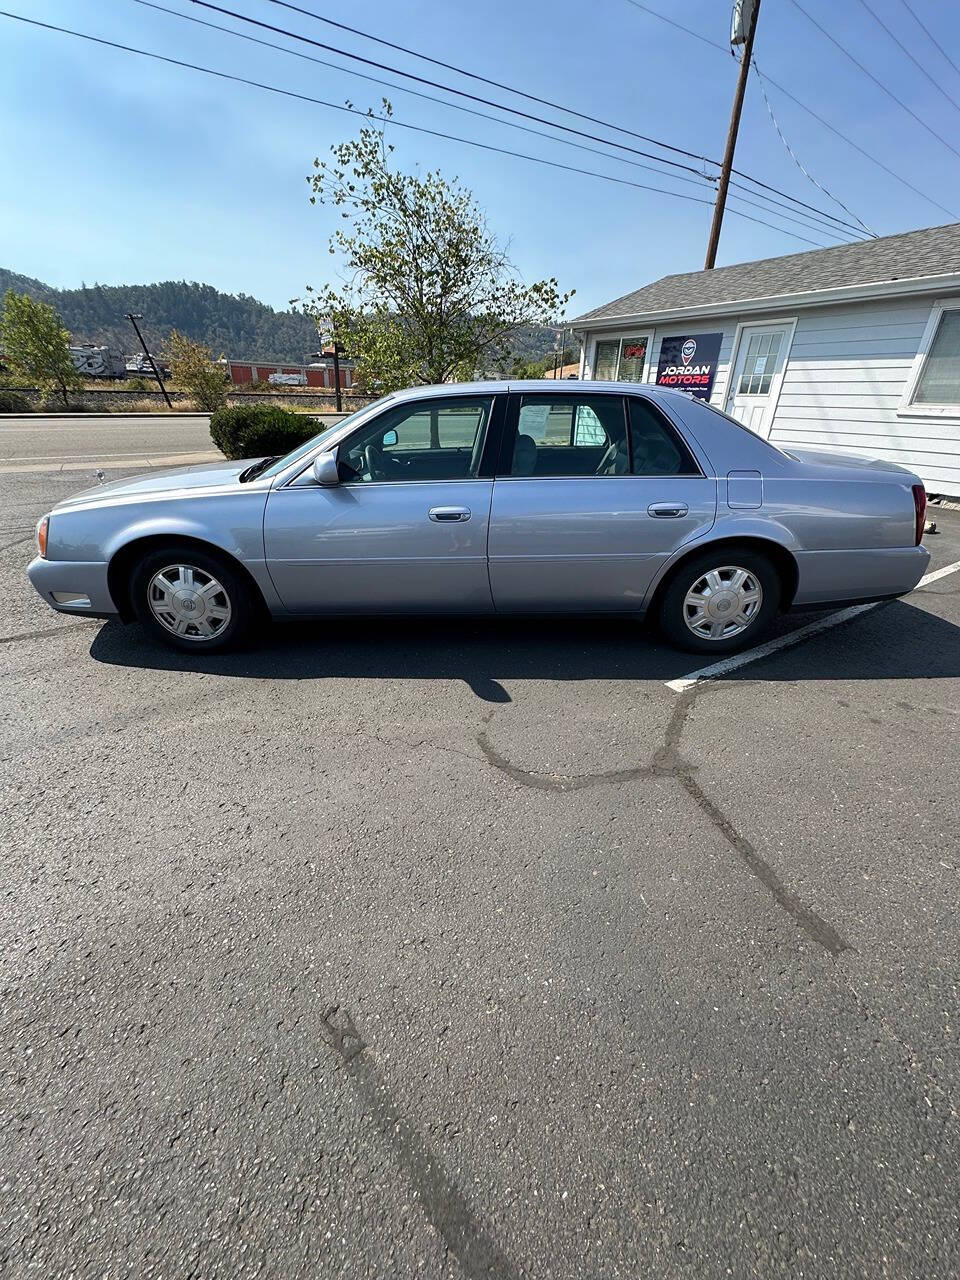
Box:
[573,221,960,326]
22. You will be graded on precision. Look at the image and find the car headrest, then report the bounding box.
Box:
[513,433,538,476]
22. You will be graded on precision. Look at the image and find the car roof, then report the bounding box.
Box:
[384,380,687,403]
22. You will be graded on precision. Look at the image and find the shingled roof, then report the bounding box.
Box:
[572,222,960,325]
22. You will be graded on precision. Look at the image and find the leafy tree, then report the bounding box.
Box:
[167,330,229,412]
[0,289,83,407]
[300,101,573,393]
[509,354,552,380]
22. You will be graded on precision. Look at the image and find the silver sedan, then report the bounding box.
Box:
[27,381,930,655]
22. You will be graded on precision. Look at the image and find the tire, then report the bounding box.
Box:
[658,547,781,655]
[130,544,256,653]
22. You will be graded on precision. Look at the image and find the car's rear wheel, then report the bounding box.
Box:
[130,545,254,652]
[659,548,781,654]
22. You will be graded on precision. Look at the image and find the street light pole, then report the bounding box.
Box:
[126,313,172,408]
[704,0,762,270]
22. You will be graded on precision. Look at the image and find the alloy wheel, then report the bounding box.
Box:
[682,565,763,641]
[147,563,232,641]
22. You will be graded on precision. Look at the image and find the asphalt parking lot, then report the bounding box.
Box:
[2,416,959,1279]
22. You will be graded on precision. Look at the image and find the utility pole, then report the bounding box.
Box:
[331,342,343,413]
[126,313,172,408]
[704,0,761,270]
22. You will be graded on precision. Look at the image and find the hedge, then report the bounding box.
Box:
[0,390,32,413]
[209,403,318,460]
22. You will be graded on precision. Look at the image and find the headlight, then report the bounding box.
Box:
[36,515,49,559]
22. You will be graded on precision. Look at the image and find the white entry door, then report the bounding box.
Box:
[725,321,794,436]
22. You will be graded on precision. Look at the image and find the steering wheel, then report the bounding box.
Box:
[364,442,386,480]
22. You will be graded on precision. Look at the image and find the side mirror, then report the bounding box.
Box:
[381,428,398,447]
[312,450,341,487]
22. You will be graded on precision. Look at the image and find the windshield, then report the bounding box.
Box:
[253,397,393,481]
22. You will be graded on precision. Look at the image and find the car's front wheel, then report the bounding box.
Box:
[659,548,781,654]
[130,545,255,652]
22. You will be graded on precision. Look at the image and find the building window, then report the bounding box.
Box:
[736,331,783,396]
[913,308,960,405]
[593,336,650,382]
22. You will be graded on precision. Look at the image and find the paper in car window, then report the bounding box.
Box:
[518,403,551,441]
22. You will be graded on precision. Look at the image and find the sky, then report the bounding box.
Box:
[3,0,960,321]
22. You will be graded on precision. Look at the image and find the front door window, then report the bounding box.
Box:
[339,397,493,482]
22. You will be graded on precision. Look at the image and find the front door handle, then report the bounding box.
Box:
[429,506,472,522]
[647,502,689,518]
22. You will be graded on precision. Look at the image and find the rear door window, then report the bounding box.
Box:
[505,395,628,476]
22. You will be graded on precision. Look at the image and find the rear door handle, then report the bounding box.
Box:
[429,506,472,522]
[647,502,689,518]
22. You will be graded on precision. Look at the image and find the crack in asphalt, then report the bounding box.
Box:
[0,620,98,647]
[477,683,854,958]
[322,1005,521,1280]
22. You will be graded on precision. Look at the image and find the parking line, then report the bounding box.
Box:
[666,558,960,693]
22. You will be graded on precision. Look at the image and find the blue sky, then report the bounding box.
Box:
[2,0,960,320]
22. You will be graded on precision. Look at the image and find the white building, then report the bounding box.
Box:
[572,223,960,495]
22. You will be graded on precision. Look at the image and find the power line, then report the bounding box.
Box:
[199,0,864,237]
[789,0,960,163]
[752,64,958,221]
[187,1,710,182]
[855,0,960,117]
[132,0,858,242]
[896,0,960,82]
[750,60,876,236]
[131,4,721,194]
[0,9,835,248]
[621,0,959,221]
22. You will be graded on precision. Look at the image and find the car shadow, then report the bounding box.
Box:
[88,599,960,701]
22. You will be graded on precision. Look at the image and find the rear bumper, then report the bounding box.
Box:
[792,545,930,608]
[27,556,118,617]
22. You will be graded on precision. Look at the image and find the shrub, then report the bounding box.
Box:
[210,403,317,459]
[168,331,229,413]
[0,389,32,413]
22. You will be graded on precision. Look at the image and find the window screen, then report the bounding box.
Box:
[617,337,648,382]
[594,340,619,381]
[914,310,960,405]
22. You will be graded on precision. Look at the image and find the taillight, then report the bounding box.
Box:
[36,515,49,559]
[912,484,926,546]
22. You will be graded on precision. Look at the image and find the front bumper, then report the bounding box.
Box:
[27,556,118,617]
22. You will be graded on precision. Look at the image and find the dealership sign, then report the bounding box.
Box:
[655,332,722,401]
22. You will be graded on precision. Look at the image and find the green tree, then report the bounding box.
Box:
[0,289,83,407]
[167,330,229,412]
[300,102,573,394]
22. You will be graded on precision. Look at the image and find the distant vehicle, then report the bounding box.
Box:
[124,353,169,380]
[27,381,930,655]
[69,345,126,379]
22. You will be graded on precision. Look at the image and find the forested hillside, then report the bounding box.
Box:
[0,267,566,366]
[0,270,318,363]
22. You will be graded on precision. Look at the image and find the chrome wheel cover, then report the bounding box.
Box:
[147,563,232,641]
[683,565,763,641]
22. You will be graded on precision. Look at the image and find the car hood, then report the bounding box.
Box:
[53,458,260,510]
[784,446,914,477]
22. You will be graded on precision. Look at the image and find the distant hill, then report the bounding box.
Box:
[0,267,568,366]
[0,269,319,363]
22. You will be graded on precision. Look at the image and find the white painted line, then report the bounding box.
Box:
[666,558,960,693]
[918,557,960,587]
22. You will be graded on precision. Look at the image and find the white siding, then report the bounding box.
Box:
[580,292,960,492]
[767,296,960,492]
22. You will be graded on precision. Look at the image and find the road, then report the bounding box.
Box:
[2,415,959,1279]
